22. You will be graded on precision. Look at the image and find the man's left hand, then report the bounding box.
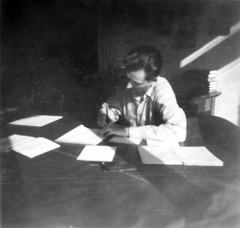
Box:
[99,124,129,137]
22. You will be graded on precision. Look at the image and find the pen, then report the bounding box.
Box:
[106,108,113,127]
[103,168,137,172]
[118,168,137,172]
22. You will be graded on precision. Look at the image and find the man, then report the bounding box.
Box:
[97,45,186,144]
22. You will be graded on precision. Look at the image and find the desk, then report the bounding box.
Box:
[1,115,240,228]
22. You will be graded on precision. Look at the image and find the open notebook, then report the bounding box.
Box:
[138,146,223,166]
[0,134,60,158]
[55,125,104,145]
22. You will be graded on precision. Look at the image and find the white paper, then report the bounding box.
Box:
[138,146,183,165]
[173,147,223,166]
[146,139,179,147]
[0,134,36,152]
[55,125,104,145]
[12,137,60,158]
[77,146,116,162]
[109,136,142,145]
[9,115,63,127]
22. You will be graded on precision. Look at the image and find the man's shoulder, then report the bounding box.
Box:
[153,76,172,93]
[151,76,177,104]
[155,76,169,84]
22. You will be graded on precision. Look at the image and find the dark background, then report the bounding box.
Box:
[1,0,240,125]
[1,0,100,122]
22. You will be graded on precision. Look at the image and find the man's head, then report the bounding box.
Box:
[123,45,162,81]
[123,45,162,95]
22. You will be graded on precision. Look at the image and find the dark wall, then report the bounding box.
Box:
[1,0,239,126]
[1,0,98,111]
[98,0,239,77]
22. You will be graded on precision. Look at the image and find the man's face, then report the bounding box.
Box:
[127,69,152,96]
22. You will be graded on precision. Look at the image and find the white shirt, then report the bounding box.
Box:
[98,76,187,142]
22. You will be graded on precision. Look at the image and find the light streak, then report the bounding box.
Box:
[180,22,240,68]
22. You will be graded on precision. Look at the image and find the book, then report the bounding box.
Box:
[0,134,60,158]
[138,146,223,166]
[9,115,63,127]
[209,70,218,74]
[208,78,218,82]
[209,85,218,88]
[209,81,218,85]
[208,74,218,78]
[209,86,218,89]
[55,125,104,145]
[77,145,116,162]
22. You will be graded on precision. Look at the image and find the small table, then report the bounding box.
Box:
[193,91,221,115]
[177,91,221,117]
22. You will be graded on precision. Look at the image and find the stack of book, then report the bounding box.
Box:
[182,69,219,97]
[208,70,218,93]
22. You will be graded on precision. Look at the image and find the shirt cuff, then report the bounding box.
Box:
[129,126,144,139]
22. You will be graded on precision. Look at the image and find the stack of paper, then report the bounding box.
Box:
[55,125,104,145]
[0,134,60,158]
[138,146,223,166]
[77,146,116,162]
[109,136,142,145]
[9,115,63,127]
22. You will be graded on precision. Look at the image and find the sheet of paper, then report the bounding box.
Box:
[0,134,36,152]
[77,146,116,162]
[55,125,104,145]
[12,137,60,158]
[173,147,224,166]
[146,139,179,147]
[9,115,63,127]
[138,146,183,165]
[109,136,142,145]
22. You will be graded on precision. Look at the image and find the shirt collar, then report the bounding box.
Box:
[127,81,155,98]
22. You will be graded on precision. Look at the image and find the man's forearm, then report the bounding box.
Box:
[128,106,187,142]
[129,123,186,142]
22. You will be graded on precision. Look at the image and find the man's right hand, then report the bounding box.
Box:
[97,114,111,128]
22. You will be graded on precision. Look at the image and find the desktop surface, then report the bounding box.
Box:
[1,115,240,228]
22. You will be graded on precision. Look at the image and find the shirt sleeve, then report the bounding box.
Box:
[98,87,122,123]
[129,80,187,142]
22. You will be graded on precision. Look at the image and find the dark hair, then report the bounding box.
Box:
[123,45,162,81]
